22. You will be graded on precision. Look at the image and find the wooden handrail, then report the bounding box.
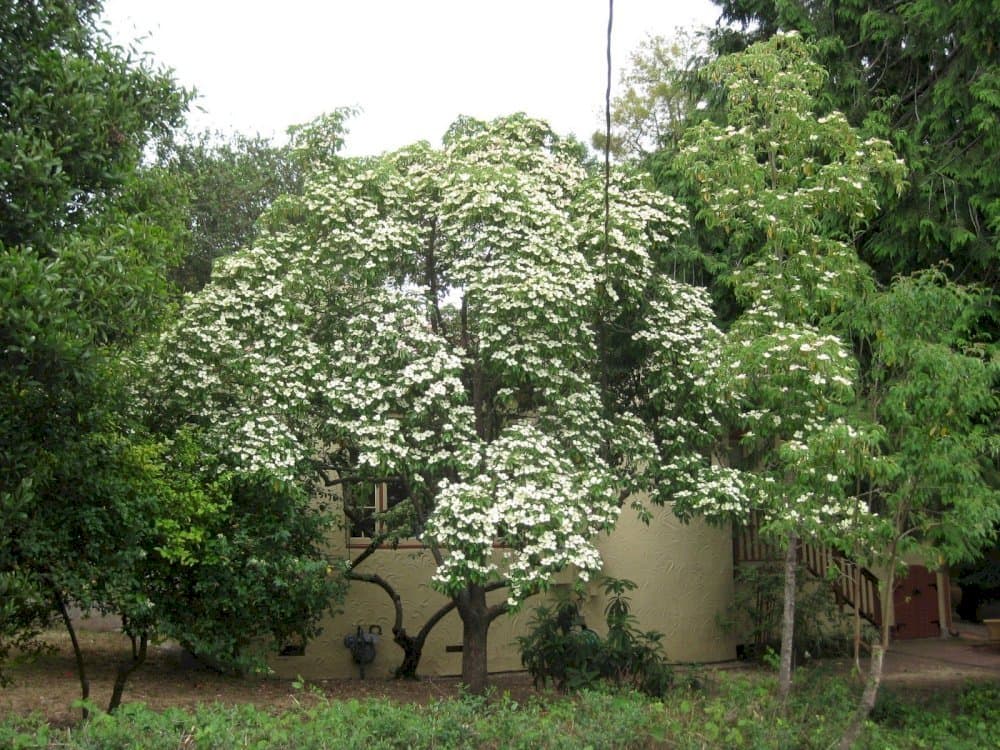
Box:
[733,516,881,629]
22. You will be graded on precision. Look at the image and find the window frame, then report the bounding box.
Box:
[346,479,420,548]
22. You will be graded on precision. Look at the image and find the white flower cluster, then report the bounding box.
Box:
[632,276,751,518]
[319,286,477,481]
[140,238,330,479]
[423,423,620,604]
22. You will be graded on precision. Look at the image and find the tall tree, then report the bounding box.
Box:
[709,0,1000,302]
[670,28,998,741]
[0,0,187,251]
[144,113,722,693]
[0,0,190,682]
[0,5,345,706]
[672,31,907,700]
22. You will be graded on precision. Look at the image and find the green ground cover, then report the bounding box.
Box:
[2,670,997,749]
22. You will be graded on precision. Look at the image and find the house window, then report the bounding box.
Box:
[348,479,408,544]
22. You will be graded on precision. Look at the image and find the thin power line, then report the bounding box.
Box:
[604,0,613,258]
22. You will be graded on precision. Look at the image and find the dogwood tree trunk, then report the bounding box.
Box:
[778,530,797,702]
[457,585,489,695]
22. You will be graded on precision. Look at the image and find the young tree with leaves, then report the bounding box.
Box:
[671,31,997,742]
[143,112,726,692]
[672,31,907,700]
[835,270,999,747]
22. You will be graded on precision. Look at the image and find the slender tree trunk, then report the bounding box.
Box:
[838,644,884,750]
[457,585,489,695]
[778,530,797,703]
[839,566,896,748]
[54,590,89,718]
[393,616,442,680]
[853,565,863,676]
[108,631,147,713]
[936,567,951,639]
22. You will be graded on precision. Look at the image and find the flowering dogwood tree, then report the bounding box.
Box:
[143,114,717,692]
[673,32,907,699]
[672,32,996,742]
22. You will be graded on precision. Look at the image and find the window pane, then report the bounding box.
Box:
[385,478,407,510]
[348,484,378,538]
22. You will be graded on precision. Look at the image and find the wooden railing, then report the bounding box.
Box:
[733,515,882,629]
[733,512,779,562]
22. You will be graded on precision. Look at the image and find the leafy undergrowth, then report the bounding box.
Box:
[2,669,998,749]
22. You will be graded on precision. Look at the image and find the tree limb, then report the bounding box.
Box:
[347,570,404,636]
[424,216,446,337]
[349,533,390,570]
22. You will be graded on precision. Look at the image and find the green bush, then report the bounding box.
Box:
[517,577,674,697]
[721,562,876,662]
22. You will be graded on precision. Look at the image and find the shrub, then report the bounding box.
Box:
[517,577,674,697]
[721,562,874,662]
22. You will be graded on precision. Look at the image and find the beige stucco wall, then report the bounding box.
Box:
[586,502,738,664]
[269,543,534,680]
[269,499,737,679]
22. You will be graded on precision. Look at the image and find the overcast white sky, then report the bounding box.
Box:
[101,1,720,156]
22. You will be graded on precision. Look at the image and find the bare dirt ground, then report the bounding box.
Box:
[879,622,1000,687]
[2,626,998,727]
[0,629,543,726]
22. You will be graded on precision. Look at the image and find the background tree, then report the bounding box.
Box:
[592,29,708,161]
[708,0,1000,315]
[156,130,304,292]
[143,113,722,693]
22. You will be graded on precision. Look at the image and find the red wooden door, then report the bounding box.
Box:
[893,565,941,639]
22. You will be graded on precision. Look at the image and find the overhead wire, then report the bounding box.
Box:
[604,0,614,258]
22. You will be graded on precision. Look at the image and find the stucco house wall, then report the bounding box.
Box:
[269,500,737,679]
[580,502,738,663]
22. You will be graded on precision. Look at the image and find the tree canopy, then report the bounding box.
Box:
[1,0,190,679]
[709,0,1000,302]
[0,0,187,251]
[143,112,727,691]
